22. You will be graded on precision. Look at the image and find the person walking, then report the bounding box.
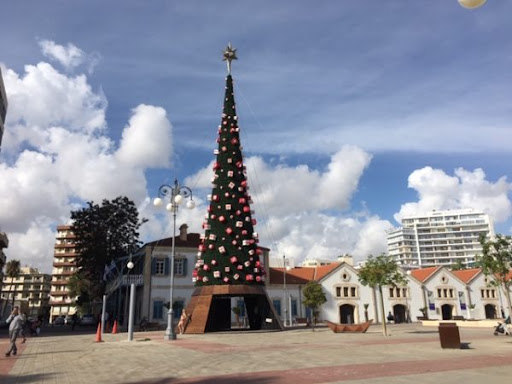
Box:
[19,311,27,344]
[5,306,23,357]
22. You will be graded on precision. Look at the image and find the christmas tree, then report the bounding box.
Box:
[193,43,265,287]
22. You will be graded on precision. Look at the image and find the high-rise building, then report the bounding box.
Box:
[0,67,8,151]
[49,225,78,321]
[387,209,495,269]
[1,266,51,319]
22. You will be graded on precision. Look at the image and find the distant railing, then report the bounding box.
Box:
[122,274,143,286]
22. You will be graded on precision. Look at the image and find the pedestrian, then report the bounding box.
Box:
[19,311,27,344]
[5,306,23,357]
[177,309,189,334]
[71,312,79,331]
[387,311,394,324]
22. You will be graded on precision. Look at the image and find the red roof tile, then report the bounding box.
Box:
[451,268,481,283]
[409,266,441,283]
[269,263,341,285]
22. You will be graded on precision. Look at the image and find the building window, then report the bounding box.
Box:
[173,300,184,319]
[335,285,358,298]
[273,300,281,316]
[291,299,298,317]
[174,259,187,276]
[153,301,164,320]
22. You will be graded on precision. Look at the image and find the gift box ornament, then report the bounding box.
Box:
[237,264,244,270]
[243,206,250,213]
[227,158,232,163]
[228,182,235,189]
[236,221,243,227]
[227,171,234,177]
[253,268,259,273]
[244,261,251,267]
[223,277,230,283]
[213,149,219,155]
[255,261,261,267]
[256,276,262,282]
[233,273,240,280]
[224,266,231,272]
[242,230,248,235]
[245,274,254,281]
[213,271,221,278]
[230,256,238,264]
[192,270,198,277]
[203,276,209,283]
[225,204,232,210]
[209,234,217,241]
[219,246,226,253]
[212,195,219,201]
[207,194,212,201]
[248,250,254,255]
[203,264,210,271]
[239,197,246,204]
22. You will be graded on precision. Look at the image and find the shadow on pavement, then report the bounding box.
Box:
[1,373,55,383]
[130,375,277,384]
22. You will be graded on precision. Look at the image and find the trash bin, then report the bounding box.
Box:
[438,322,461,349]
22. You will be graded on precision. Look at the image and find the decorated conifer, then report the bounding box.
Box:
[193,43,265,286]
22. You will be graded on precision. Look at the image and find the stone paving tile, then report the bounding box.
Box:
[1,324,511,384]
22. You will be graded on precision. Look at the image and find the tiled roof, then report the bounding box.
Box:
[451,268,481,283]
[145,233,202,248]
[269,263,341,285]
[315,263,342,280]
[409,266,441,283]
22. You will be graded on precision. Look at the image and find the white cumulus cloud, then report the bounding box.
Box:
[395,166,512,224]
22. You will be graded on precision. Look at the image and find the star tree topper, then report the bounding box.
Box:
[223,43,238,75]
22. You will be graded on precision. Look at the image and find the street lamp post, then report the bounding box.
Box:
[154,179,195,341]
[126,260,135,341]
[283,254,287,327]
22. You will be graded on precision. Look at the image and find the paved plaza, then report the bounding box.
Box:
[1,323,512,384]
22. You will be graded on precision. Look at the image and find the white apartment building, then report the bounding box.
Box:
[387,209,495,269]
[49,225,78,321]
[1,267,51,319]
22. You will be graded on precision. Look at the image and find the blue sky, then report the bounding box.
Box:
[0,1,510,272]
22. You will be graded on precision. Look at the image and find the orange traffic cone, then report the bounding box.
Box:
[95,323,103,342]
[112,320,118,334]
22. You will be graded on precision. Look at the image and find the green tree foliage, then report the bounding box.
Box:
[1,259,20,317]
[358,254,407,336]
[302,280,327,329]
[477,234,512,318]
[193,75,265,286]
[69,196,146,306]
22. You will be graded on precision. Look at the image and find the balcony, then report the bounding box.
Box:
[53,262,76,268]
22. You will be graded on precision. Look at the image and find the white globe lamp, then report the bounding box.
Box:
[458,0,487,9]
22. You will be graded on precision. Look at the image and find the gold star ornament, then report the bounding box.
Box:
[223,43,238,74]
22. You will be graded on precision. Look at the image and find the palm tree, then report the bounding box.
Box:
[2,260,21,317]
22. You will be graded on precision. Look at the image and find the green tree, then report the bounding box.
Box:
[477,234,512,318]
[302,280,327,330]
[2,259,21,317]
[358,254,407,336]
[450,260,466,271]
[69,196,146,307]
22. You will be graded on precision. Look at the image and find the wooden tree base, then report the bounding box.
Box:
[183,285,283,334]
